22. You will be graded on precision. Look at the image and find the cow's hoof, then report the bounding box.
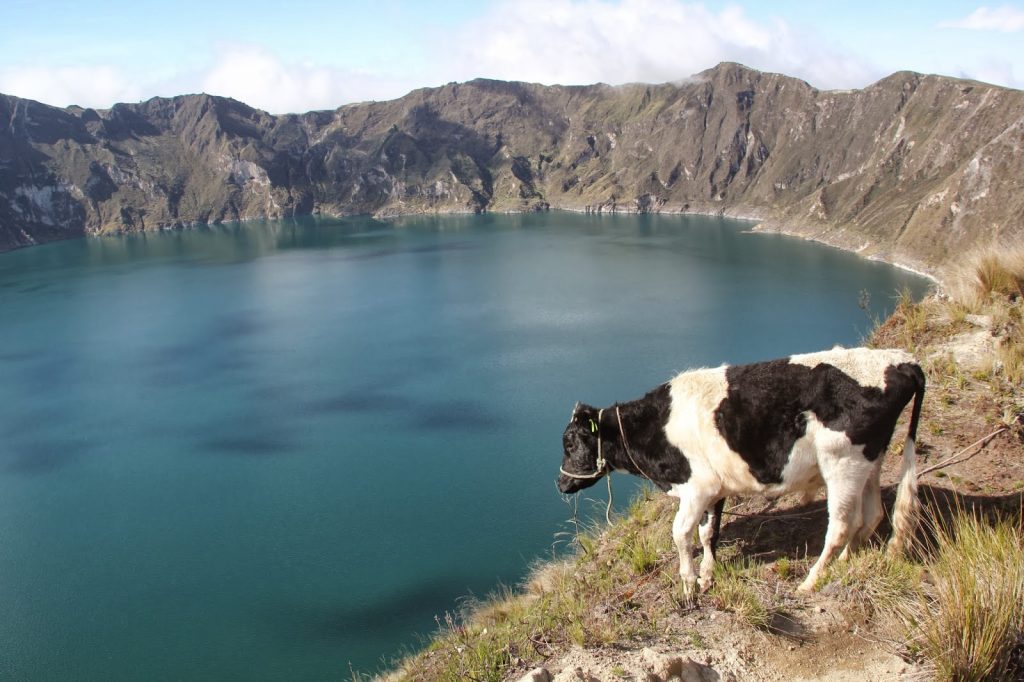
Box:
[679,579,699,604]
[796,579,816,593]
[697,576,714,593]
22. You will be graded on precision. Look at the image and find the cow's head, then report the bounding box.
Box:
[557,402,608,494]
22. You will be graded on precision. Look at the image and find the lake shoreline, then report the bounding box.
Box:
[1,204,944,287]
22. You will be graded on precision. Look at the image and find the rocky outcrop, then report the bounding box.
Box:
[2,63,1023,273]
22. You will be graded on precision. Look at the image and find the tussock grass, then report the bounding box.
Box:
[811,505,1024,681]
[841,267,1022,676]
[875,245,1024,400]
[882,286,931,352]
[894,509,1024,682]
[774,556,794,581]
[963,250,1024,387]
[948,247,1024,306]
[941,246,1024,385]
[817,546,922,610]
[708,557,775,630]
[996,315,1024,386]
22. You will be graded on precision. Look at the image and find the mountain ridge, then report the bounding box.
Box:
[2,62,1022,276]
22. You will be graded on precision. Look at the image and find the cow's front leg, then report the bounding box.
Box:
[697,498,726,591]
[672,491,711,600]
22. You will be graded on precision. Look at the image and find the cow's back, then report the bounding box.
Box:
[666,347,920,492]
[789,347,915,389]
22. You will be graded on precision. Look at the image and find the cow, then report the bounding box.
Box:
[557,347,925,596]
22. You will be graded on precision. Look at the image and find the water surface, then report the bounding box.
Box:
[0,213,930,678]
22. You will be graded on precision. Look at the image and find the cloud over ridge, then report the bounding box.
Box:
[1,0,1022,113]
[939,5,1024,32]
[445,0,877,90]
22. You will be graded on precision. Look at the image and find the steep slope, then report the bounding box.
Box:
[2,63,1022,273]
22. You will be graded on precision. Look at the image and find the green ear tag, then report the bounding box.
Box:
[589,419,598,433]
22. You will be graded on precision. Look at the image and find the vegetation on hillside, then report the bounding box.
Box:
[378,247,1024,681]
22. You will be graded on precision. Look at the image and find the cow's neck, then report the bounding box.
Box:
[603,384,691,489]
[601,399,655,480]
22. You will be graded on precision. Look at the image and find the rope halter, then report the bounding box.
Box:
[559,405,659,526]
[559,408,608,479]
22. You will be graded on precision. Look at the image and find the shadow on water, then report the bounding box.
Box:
[0,400,89,476]
[143,350,252,387]
[271,575,481,642]
[305,388,503,432]
[199,434,296,458]
[19,353,77,386]
[3,438,93,475]
[108,218,477,266]
[0,349,42,364]
[308,389,415,415]
[16,283,49,294]
[210,310,269,340]
[412,399,504,432]
[142,314,264,386]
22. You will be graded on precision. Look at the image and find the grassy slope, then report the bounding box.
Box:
[378,250,1024,681]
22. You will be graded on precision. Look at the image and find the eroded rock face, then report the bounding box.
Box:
[2,63,1022,272]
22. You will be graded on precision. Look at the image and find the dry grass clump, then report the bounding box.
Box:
[707,557,776,630]
[894,509,1024,681]
[885,287,932,352]
[812,505,1024,682]
[991,302,1024,386]
[951,247,1024,386]
[876,244,1024,392]
[817,547,922,610]
[947,246,1024,307]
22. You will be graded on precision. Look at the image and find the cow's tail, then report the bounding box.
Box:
[888,363,925,556]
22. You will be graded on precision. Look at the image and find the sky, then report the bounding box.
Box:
[1,0,1022,114]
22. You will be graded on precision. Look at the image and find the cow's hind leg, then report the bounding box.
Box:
[697,498,725,592]
[840,463,883,559]
[799,456,873,592]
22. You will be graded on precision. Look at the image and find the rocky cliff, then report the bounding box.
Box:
[2,63,1022,273]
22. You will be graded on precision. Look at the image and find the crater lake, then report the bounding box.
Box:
[0,212,929,679]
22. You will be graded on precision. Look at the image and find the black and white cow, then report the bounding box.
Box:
[557,347,925,595]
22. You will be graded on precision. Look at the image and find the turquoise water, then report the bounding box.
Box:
[0,213,929,679]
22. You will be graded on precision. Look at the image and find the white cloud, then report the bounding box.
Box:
[22,1,1017,113]
[957,58,1021,89]
[443,0,878,90]
[200,45,422,113]
[0,46,427,114]
[939,5,1024,31]
[0,64,143,109]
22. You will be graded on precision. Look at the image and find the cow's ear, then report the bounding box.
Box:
[573,403,597,428]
